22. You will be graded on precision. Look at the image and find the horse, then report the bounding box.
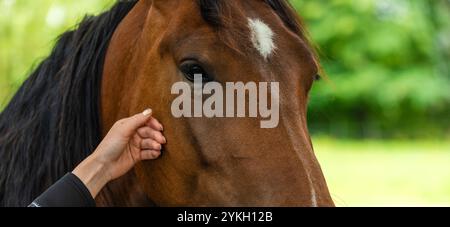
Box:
[0,0,334,207]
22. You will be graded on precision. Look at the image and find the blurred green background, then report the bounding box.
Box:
[0,0,449,206]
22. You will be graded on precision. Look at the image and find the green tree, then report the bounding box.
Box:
[291,0,450,138]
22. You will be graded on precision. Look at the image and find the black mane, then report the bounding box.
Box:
[0,1,137,207]
[199,0,311,42]
[198,0,319,66]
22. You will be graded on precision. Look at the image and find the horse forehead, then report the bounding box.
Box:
[247,17,277,60]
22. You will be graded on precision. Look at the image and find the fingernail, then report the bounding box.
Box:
[143,109,152,116]
[160,125,164,131]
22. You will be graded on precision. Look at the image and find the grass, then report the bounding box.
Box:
[313,137,450,207]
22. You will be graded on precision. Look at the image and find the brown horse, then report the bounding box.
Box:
[0,0,333,207]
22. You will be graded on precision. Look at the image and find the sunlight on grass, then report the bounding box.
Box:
[313,137,450,207]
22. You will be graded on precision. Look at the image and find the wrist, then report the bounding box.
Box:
[72,154,112,199]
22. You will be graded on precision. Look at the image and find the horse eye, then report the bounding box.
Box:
[180,61,212,82]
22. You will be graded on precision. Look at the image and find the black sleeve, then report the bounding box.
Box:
[28,173,96,207]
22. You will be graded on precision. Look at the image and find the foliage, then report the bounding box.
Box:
[0,0,114,106]
[291,0,450,138]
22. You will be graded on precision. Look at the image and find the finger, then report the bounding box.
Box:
[137,127,166,144]
[141,150,162,160]
[146,117,164,131]
[141,139,162,151]
[131,134,142,148]
[117,109,153,138]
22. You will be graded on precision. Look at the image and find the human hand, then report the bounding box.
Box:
[73,109,166,198]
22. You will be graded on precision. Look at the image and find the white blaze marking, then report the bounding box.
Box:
[248,18,276,60]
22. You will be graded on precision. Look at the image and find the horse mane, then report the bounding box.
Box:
[198,0,318,59]
[199,0,304,36]
[0,0,137,207]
